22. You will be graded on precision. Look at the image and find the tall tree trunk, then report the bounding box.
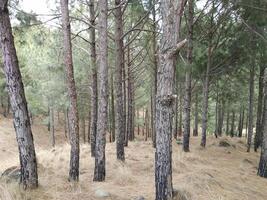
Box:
[258,69,267,177]
[89,0,98,157]
[60,0,80,181]
[155,0,186,199]
[214,87,218,138]
[178,81,183,137]
[247,65,255,152]
[255,65,265,151]
[193,92,198,136]
[114,0,125,160]
[0,0,38,189]
[200,45,211,147]
[230,110,235,137]
[93,0,108,181]
[110,73,116,142]
[151,0,157,148]
[50,106,55,147]
[173,78,178,139]
[183,0,193,152]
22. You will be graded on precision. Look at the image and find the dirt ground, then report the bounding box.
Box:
[1,115,267,200]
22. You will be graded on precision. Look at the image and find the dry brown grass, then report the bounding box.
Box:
[1,116,267,200]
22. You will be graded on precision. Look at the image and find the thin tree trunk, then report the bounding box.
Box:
[89,0,98,157]
[200,45,211,147]
[60,0,80,181]
[110,73,115,142]
[226,107,230,135]
[81,117,86,143]
[193,92,198,136]
[214,87,218,138]
[0,0,38,188]
[173,79,178,139]
[50,106,55,147]
[114,0,125,160]
[230,110,235,137]
[238,106,244,137]
[178,81,183,137]
[93,0,108,181]
[255,65,265,151]
[183,0,193,152]
[217,100,224,137]
[247,65,255,152]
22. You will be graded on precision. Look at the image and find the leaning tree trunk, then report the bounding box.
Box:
[60,0,80,181]
[183,0,193,152]
[89,0,98,157]
[93,0,108,182]
[247,65,255,152]
[155,0,186,199]
[114,0,125,161]
[0,0,38,189]
[258,69,267,177]
[255,65,265,152]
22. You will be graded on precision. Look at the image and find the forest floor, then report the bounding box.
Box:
[1,115,267,200]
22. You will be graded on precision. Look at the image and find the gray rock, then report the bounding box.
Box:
[133,196,145,200]
[94,189,110,198]
[1,166,20,182]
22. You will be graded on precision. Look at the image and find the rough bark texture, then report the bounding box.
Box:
[60,0,80,181]
[247,65,255,152]
[155,0,185,199]
[93,0,108,181]
[258,69,267,177]
[110,74,115,142]
[114,0,125,161]
[0,0,38,189]
[217,100,224,137]
[89,0,98,157]
[183,0,194,152]
[255,65,265,151]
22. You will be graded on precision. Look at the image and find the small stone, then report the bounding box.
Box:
[94,189,110,198]
[133,196,145,200]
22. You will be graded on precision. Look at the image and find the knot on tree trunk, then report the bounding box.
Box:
[158,94,177,106]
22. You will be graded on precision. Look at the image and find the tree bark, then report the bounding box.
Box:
[258,69,267,177]
[226,107,230,136]
[255,65,265,151]
[89,0,98,157]
[155,0,185,199]
[60,0,80,181]
[0,0,38,189]
[200,45,211,147]
[183,0,193,152]
[247,65,255,152]
[93,0,108,181]
[217,100,224,137]
[114,0,125,160]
